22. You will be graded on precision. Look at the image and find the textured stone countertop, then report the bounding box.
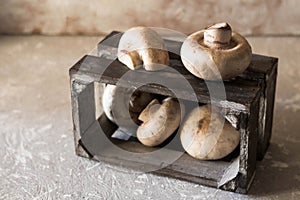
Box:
[0,35,299,199]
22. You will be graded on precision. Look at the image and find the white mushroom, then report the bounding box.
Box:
[180,22,252,80]
[102,84,117,122]
[118,26,169,71]
[102,84,154,126]
[180,105,240,160]
[137,97,181,147]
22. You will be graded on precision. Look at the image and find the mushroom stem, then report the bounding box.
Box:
[204,22,232,48]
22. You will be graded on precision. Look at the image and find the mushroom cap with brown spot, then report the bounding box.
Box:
[180,105,240,160]
[180,28,252,80]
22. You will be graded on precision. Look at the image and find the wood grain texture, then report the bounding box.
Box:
[70,55,260,108]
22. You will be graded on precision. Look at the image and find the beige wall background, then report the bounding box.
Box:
[0,0,299,36]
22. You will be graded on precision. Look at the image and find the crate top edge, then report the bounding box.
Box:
[69,55,261,111]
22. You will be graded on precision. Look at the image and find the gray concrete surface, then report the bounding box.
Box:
[0,35,299,199]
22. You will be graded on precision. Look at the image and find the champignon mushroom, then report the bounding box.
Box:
[102,84,154,126]
[118,26,169,71]
[180,22,252,80]
[180,105,240,160]
[137,97,181,147]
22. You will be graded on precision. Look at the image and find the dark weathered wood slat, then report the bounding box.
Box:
[70,55,260,108]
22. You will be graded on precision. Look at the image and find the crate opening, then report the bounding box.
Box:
[95,111,240,162]
[93,82,241,161]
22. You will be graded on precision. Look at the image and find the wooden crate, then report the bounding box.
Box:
[69,31,278,193]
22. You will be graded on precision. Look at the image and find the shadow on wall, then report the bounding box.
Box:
[0,0,299,35]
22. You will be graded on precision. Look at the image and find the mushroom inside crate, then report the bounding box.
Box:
[101,85,240,160]
[101,83,182,145]
[180,105,240,160]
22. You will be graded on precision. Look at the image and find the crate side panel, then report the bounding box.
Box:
[70,78,96,157]
[257,62,278,159]
[237,96,260,192]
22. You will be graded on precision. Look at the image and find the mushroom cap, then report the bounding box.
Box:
[118,26,169,71]
[180,105,240,160]
[180,23,252,80]
[102,84,154,126]
[137,97,181,147]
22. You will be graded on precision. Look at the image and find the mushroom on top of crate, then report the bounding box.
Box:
[181,22,252,80]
